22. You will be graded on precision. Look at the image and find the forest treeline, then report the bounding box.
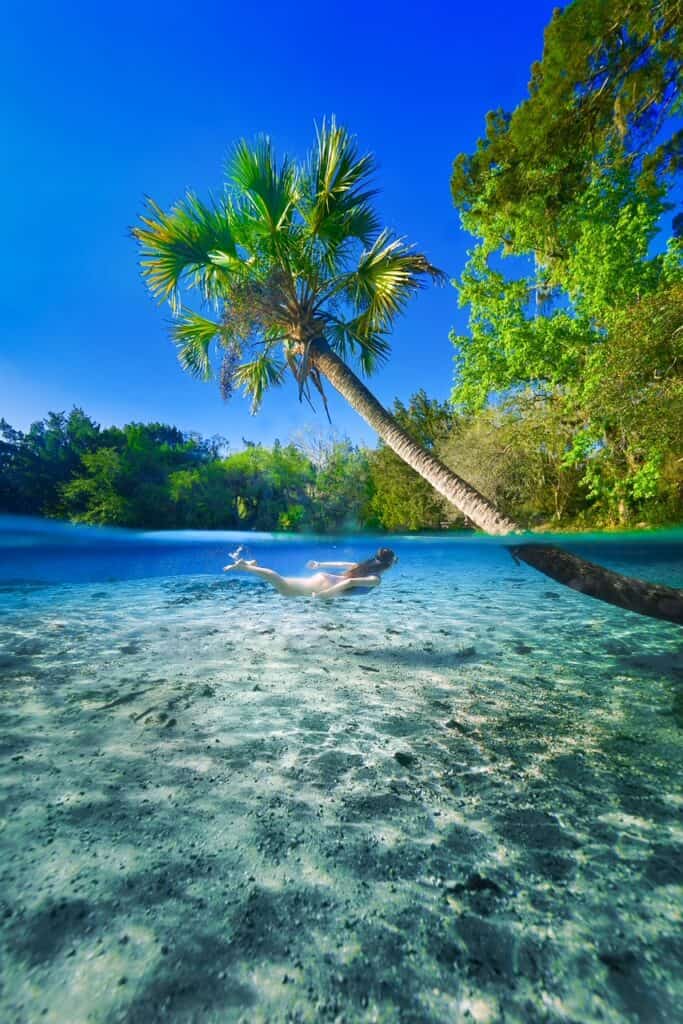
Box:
[1,382,680,532]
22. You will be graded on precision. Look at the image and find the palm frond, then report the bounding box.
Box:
[227,138,299,234]
[134,194,237,311]
[171,311,222,380]
[343,230,446,329]
[304,119,380,251]
[209,249,248,273]
[325,312,391,375]
[232,352,287,412]
[342,202,381,245]
[357,340,389,376]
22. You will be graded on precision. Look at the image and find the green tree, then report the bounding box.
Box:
[0,408,101,516]
[450,0,682,530]
[307,439,371,532]
[451,0,681,270]
[61,421,216,527]
[368,391,461,530]
[441,392,585,526]
[450,0,681,409]
[62,448,131,524]
[220,443,314,531]
[168,462,239,528]
[451,160,680,410]
[569,282,683,523]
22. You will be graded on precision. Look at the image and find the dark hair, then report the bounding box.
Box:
[343,548,397,579]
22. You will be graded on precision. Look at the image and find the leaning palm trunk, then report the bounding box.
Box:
[310,339,516,534]
[311,339,683,627]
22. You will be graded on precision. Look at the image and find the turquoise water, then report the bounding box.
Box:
[1,517,682,1023]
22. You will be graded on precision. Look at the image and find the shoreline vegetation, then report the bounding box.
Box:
[2,399,681,537]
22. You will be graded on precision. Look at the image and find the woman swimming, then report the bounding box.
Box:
[223,547,398,599]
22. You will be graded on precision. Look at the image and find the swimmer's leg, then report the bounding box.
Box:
[223,560,301,597]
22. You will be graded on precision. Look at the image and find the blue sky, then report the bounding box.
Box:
[2,0,557,449]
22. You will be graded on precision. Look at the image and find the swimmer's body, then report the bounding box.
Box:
[223,547,397,599]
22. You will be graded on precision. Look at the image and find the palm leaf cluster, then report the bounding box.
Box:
[133,120,444,413]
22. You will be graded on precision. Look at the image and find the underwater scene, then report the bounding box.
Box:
[1,517,682,1023]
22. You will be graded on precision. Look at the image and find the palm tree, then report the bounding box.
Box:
[133,120,682,626]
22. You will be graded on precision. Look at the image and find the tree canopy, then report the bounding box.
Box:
[133,119,442,416]
[0,411,372,532]
[450,0,682,526]
[451,0,681,268]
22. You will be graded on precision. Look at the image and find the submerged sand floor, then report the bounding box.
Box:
[1,562,682,1023]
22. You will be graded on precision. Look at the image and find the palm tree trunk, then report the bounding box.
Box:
[509,544,683,626]
[310,340,518,535]
[311,338,683,627]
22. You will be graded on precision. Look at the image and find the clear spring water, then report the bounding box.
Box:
[1,516,682,1023]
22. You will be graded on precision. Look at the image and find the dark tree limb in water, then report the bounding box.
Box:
[510,544,683,626]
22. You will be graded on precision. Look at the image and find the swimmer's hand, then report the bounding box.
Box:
[306,560,319,570]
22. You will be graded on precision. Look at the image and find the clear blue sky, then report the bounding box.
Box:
[2,0,557,449]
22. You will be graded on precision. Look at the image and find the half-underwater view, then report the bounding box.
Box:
[2,1,682,1022]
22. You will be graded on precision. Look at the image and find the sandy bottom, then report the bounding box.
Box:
[1,553,682,1023]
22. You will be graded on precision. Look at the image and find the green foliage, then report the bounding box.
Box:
[62,449,131,525]
[217,443,313,530]
[450,0,682,526]
[2,381,678,533]
[133,119,443,414]
[307,440,372,532]
[0,408,101,517]
[367,391,461,531]
[441,392,585,525]
[451,0,681,263]
[570,282,683,523]
[0,409,375,532]
[58,422,209,528]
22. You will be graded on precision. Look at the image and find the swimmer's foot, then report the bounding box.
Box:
[223,559,257,572]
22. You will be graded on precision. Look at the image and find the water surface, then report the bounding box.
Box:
[1,518,682,1023]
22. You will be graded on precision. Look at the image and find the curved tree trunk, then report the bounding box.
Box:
[311,338,683,628]
[310,340,518,535]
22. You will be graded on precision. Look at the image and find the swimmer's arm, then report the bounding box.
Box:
[306,560,356,569]
[313,575,380,599]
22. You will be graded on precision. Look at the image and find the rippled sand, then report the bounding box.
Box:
[0,539,682,1023]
